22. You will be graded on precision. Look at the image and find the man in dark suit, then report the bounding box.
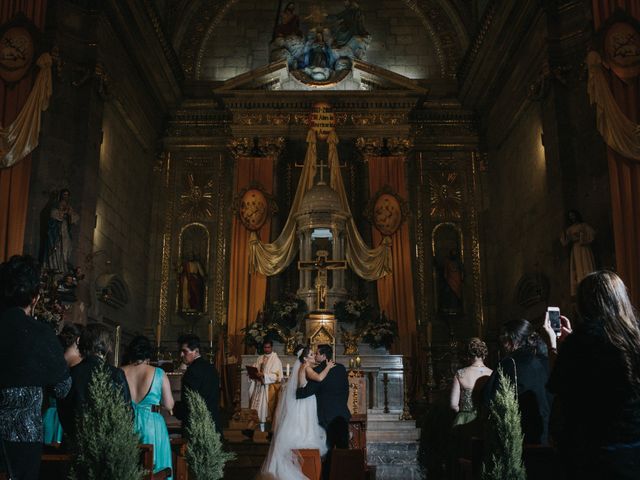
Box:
[296,344,350,479]
[58,323,131,444]
[174,334,222,434]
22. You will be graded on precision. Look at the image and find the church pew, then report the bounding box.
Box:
[295,449,322,480]
[170,437,189,480]
[329,449,367,480]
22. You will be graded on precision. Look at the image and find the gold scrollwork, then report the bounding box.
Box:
[470,151,485,336]
[236,113,262,125]
[266,113,291,125]
[351,113,377,126]
[355,137,414,157]
[293,113,310,126]
[214,154,228,324]
[232,182,278,232]
[365,185,410,237]
[227,136,286,159]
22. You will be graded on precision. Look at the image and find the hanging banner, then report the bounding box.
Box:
[309,102,335,140]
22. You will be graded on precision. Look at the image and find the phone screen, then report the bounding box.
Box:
[548,307,561,334]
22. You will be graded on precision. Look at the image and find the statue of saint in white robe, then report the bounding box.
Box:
[249,352,282,431]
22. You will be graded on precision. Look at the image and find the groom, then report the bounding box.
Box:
[296,344,350,479]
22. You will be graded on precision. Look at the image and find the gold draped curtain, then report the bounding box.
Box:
[591,0,640,304]
[227,156,274,357]
[0,1,49,261]
[367,155,417,358]
[248,129,391,280]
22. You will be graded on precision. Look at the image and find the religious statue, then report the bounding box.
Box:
[327,0,369,48]
[273,2,302,39]
[43,189,79,273]
[179,254,206,313]
[248,339,282,432]
[560,209,596,296]
[437,249,464,315]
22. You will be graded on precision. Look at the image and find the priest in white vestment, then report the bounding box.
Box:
[249,339,283,431]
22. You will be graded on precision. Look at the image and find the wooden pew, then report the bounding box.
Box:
[295,449,322,480]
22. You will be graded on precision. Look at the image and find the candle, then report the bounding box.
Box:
[427,322,433,347]
[208,321,213,349]
[286,363,290,377]
[355,356,361,368]
[349,358,355,369]
[156,322,162,348]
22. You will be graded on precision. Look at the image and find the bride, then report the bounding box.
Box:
[259,346,335,479]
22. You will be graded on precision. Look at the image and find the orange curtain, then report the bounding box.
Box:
[592,1,640,304]
[367,156,416,358]
[226,156,274,357]
[0,1,48,261]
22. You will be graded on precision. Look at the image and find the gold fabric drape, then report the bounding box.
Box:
[327,132,392,280]
[367,155,416,358]
[227,156,274,357]
[249,129,391,280]
[0,0,49,262]
[0,53,53,168]
[591,0,640,304]
[587,51,640,160]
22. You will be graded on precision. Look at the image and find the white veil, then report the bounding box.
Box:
[259,350,327,480]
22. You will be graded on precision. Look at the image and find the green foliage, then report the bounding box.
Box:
[481,368,526,480]
[70,365,144,480]
[185,389,236,480]
[361,312,398,350]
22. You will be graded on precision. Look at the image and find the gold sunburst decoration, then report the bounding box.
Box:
[428,170,462,220]
[180,173,214,219]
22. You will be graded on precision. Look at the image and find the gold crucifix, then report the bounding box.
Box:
[298,250,347,311]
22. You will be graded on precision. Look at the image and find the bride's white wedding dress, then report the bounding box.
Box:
[259,359,328,479]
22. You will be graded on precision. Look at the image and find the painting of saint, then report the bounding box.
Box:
[43,189,79,273]
[179,254,206,313]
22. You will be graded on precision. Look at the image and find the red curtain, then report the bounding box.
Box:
[367,156,417,358]
[592,1,640,304]
[0,0,48,261]
[226,157,274,358]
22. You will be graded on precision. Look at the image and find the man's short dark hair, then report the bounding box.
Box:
[178,333,200,351]
[317,344,333,361]
[79,323,113,357]
[263,339,273,347]
[0,255,41,309]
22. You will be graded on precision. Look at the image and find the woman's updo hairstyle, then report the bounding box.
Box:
[500,319,539,354]
[58,323,83,350]
[126,335,152,362]
[466,337,488,359]
[297,345,311,364]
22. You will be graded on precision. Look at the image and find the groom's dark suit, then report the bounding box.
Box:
[296,361,350,478]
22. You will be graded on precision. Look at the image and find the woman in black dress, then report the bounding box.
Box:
[545,271,640,479]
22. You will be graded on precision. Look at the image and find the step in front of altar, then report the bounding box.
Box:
[366,410,421,480]
[223,441,271,480]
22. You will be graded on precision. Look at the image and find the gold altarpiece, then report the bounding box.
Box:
[152,69,485,394]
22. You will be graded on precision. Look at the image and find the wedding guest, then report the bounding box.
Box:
[545,271,640,479]
[58,323,131,443]
[0,255,70,480]
[174,334,221,434]
[43,324,83,444]
[122,336,174,479]
[484,319,551,445]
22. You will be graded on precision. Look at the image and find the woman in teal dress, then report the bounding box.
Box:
[43,324,83,444]
[122,336,175,478]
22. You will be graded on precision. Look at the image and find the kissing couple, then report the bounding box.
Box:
[258,344,350,480]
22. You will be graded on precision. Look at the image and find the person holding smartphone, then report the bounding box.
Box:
[543,271,640,479]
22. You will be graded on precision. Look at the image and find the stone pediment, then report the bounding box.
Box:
[214,60,429,94]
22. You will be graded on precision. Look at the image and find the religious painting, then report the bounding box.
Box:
[0,19,36,84]
[366,186,408,236]
[177,223,210,314]
[603,21,640,81]
[234,184,277,231]
[432,223,464,316]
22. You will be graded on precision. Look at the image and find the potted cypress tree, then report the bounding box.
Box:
[71,366,144,480]
[481,367,526,480]
[185,389,236,480]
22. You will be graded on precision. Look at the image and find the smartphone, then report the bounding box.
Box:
[548,307,561,336]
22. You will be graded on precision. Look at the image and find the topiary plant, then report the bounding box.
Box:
[71,365,144,480]
[185,389,236,480]
[481,367,526,480]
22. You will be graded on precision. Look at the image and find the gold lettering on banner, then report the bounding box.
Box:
[310,102,335,140]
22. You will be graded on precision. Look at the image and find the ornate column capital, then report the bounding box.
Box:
[227,136,286,159]
[355,137,413,158]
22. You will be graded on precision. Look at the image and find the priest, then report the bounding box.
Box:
[248,339,282,432]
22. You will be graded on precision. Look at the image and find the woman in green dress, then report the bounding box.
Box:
[43,324,83,444]
[449,338,492,469]
[122,336,174,479]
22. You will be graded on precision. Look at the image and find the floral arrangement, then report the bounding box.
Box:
[361,312,398,350]
[334,298,373,328]
[266,294,306,329]
[241,320,282,353]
